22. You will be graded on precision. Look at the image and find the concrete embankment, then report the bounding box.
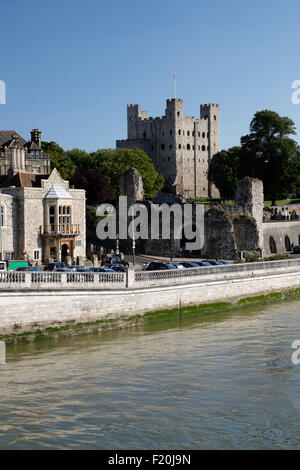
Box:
[1,264,300,343]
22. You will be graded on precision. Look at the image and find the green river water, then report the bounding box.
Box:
[1,299,300,449]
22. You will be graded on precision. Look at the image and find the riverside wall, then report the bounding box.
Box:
[2,260,300,335]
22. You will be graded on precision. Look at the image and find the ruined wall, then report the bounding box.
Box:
[204,207,237,259]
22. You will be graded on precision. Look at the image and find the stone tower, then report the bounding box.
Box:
[116,98,220,200]
[119,168,144,207]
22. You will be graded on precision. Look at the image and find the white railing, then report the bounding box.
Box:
[1,258,300,290]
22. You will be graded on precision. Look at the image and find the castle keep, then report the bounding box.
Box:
[116,98,220,199]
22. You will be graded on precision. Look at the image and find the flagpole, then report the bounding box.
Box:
[173,73,176,99]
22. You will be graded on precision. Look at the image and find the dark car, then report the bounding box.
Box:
[88,267,115,273]
[143,261,178,271]
[44,262,71,271]
[15,266,43,272]
[179,262,201,268]
[293,246,300,254]
[69,265,87,272]
[103,263,126,272]
[104,256,129,268]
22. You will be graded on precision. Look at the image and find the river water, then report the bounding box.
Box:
[1,299,300,450]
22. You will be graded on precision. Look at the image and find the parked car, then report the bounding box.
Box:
[208,260,224,266]
[103,256,129,268]
[179,262,201,268]
[44,262,71,271]
[143,261,178,271]
[196,261,212,267]
[15,266,43,272]
[103,263,126,272]
[88,267,115,273]
[69,265,87,272]
[293,245,300,254]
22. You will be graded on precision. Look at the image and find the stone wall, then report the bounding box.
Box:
[2,264,300,335]
[263,221,300,255]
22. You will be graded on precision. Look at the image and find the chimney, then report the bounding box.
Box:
[30,129,41,148]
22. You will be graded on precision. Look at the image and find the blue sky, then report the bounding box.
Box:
[0,0,299,152]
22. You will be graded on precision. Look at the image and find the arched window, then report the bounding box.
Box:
[178,144,181,149]
[178,129,181,135]
[202,132,205,138]
[285,235,291,252]
[202,145,206,151]
[187,144,191,150]
[269,236,277,254]
[0,203,5,227]
[187,131,190,136]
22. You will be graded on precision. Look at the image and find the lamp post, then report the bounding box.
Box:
[131,205,135,266]
[0,206,2,261]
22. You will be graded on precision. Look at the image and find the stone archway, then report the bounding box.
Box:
[269,236,277,254]
[285,235,291,252]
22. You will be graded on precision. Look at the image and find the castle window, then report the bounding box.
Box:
[151,146,154,151]
[34,250,40,260]
[0,203,5,227]
[187,131,190,136]
[143,132,146,138]
[162,131,165,136]
[193,145,195,150]
[177,111,180,116]
[168,157,170,161]
[179,144,181,149]
[170,144,172,149]
[161,144,165,150]
[178,129,181,135]
[170,129,172,135]
[214,115,216,120]
[202,145,206,151]
[202,132,205,138]
[187,144,191,150]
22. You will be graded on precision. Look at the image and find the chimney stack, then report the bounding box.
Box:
[30,129,41,148]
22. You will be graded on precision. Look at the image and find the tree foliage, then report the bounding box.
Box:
[208,110,300,204]
[84,148,164,199]
[208,147,240,199]
[70,169,113,205]
[42,141,76,180]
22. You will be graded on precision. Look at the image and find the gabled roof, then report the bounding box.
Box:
[44,184,73,199]
[0,172,49,188]
[0,130,40,150]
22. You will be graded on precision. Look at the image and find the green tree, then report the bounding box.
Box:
[208,147,240,199]
[88,148,164,199]
[239,110,300,205]
[65,148,90,170]
[42,141,76,180]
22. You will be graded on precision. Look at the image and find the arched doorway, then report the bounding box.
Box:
[61,243,69,260]
[269,236,277,254]
[285,235,291,252]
